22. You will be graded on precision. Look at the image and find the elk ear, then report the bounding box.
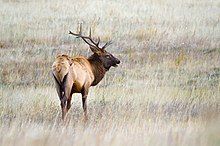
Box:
[90,46,100,53]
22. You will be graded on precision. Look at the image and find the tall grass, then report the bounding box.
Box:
[0,0,219,146]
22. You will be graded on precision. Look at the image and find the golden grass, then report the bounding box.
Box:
[0,0,220,146]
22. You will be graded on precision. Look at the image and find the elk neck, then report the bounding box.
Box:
[88,54,106,86]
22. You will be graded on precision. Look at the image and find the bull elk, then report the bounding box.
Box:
[52,26,120,120]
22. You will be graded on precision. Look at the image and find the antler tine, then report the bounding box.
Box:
[102,40,112,49]
[79,23,82,35]
[74,23,82,38]
[89,28,91,38]
[69,30,97,48]
[96,37,100,46]
[69,24,111,50]
[87,28,100,48]
[69,24,97,48]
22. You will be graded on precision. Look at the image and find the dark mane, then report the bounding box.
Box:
[88,54,106,86]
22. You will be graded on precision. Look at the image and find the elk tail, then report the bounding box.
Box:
[53,73,68,91]
[52,64,69,91]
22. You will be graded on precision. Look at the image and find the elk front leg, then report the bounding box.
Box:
[81,88,89,119]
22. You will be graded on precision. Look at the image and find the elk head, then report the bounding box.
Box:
[69,25,120,71]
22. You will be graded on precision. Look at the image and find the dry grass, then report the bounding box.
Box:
[0,0,220,146]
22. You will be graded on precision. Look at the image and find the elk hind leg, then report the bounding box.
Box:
[67,96,72,111]
[64,82,73,114]
[60,96,67,120]
[54,79,66,120]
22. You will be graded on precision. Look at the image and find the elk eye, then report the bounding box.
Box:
[106,55,110,59]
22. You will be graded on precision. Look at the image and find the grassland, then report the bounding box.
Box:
[0,0,220,146]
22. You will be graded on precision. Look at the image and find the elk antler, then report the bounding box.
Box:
[102,41,112,49]
[69,24,112,51]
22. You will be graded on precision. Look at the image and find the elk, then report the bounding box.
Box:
[52,26,120,120]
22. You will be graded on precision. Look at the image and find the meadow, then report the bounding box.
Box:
[0,0,219,145]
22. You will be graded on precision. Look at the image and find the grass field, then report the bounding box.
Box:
[0,0,220,146]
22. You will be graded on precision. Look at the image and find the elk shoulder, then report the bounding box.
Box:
[69,56,94,93]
